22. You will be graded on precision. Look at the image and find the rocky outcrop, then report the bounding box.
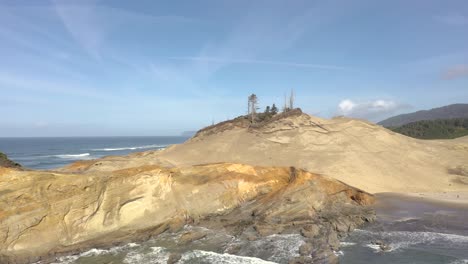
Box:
[0,163,374,263]
[0,152,20,168]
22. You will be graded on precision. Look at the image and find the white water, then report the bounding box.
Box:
[92,144,166,151]
[53,153,91,159]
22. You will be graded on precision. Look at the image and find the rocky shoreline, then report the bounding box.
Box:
[0,164,374,264]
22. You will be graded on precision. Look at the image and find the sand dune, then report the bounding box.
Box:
[62,111,468,194]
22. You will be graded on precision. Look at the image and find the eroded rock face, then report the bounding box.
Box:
[0,164,374,263]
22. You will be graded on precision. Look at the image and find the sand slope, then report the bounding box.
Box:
[62,112,468,194]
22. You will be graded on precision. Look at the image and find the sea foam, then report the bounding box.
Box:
[92,144,166,151]
[53,153,91,159]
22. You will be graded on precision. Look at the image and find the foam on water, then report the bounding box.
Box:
[352,229,468,254]
[180,250,277,264]
[92,144,167,151]
[340,242,356,247]
[53,153,91,159]
[48,242,140,264]
[449,259,468,264]
[124,247,169,264]
[229,233,304,263]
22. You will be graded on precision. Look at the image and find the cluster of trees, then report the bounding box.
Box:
[247,90,295,123]
[391,118,468,139]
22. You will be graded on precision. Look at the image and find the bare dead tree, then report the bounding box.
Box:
[248,94,258,123]
[289,89,295,110]
[283,93,288,112]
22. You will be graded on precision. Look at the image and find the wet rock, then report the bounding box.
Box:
[300,224,320,238]
[168,217,185,233]
[288,256,314,264]
[299,242,313,256]
[310,247,339,264]
[371,240,392,252]
[333,218,351,233]
[178,230,207,245]
[326,230,340,250]
[253,224,284,236]
[167,253,181,264]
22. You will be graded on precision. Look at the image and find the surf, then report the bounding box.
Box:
[92,144,166,152]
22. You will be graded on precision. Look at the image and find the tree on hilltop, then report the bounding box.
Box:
[247,94,258,123]
[271,104,278,115]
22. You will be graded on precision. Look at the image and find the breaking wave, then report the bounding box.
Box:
[91,144,167,152]
[179,250,277,264]
[47,244,276,264]
[53,153,91,159]
[355,229,468,252]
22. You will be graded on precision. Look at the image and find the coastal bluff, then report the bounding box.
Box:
[0,163,373,263]
[0,153,20,169]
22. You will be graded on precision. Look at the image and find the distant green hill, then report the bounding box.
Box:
[390,118,468,139]
[379,104,468,127]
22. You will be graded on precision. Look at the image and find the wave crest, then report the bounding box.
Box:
[54,153,91,159]
[92,144,166,152]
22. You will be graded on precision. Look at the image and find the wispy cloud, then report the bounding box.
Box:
[51,1,196,60]
[52,0,106,59]
[0,71,105,99]
[337,99,410,121]
[169,56,349,70]
[442,64,468,80]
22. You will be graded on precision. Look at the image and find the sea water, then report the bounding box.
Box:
[340,194,468,264]
[0,136,188,170]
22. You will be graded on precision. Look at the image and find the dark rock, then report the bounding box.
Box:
[300,224,320,238]
[167,253,181,264]
[177,230,207,245]
[253,224,284,236]
[310,247,339,264]
[371,240,392,252]
[288,256,314,264]
[326,230,340,250]
[299,242,313,256]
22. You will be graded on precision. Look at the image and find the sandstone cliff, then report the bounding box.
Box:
[0,163,373,263]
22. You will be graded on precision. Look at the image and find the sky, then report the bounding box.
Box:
[1,0,467,137]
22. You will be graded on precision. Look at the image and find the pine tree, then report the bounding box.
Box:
[271,104,278,115]
[265,105,271,114]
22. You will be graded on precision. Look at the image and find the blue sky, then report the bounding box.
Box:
[1,0,467,136]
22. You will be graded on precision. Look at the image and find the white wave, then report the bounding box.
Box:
[334,250,344,256]
[448,259,468,264]
[92,144,166,152]
[124,246,169,264]
[340,241,356,247]
[49,242,140,264]
[180,250,277,264]
[356,230,468,252]
[365,243,389,252]
[228,234,303,263]
[54,153,91,159]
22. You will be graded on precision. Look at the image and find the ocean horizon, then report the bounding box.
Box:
[0,136,189,170]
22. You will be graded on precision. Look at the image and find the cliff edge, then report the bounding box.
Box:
[0,163,373,263]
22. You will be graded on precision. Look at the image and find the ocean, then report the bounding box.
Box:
[0,136,188,170]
